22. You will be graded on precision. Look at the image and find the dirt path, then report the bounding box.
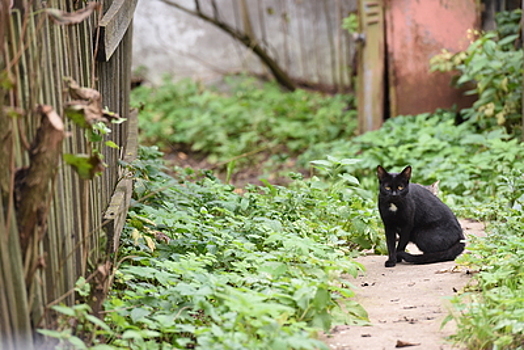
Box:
[322,220,484,350]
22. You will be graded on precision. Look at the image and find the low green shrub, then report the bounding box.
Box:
[99,146,377,349]
[446,171,524,349]
[131,76,357,166]
[299,111,524,206]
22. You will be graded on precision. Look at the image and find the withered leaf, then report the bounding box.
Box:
[65,101,108,128]
[46,2,101,25]
[63,78,124,129]
[154,232,171,244]
[65,77,101,101]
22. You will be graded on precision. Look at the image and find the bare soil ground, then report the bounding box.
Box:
[321,219,485,350]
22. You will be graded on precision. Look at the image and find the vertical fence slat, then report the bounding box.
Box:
[1,0,137,343]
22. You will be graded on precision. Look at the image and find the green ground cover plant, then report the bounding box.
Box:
[445,172,524,350]
[298,112,524,348]
[95,146,376,349]
[299,110,524,207]
[131,76,357,167]
[126,57,524,348]
[43,104,524,349]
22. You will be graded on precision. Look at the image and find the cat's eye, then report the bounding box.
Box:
[397,185,404,190]
[385,186,391,190]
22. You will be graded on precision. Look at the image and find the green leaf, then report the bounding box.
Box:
[121,330,143,340]
[51,304,76,317]
[130,307,150,323]
[498,34,519,46]
[338,173,360,185]
[64,104,91,128]
[312,286,331,309]
[37,329,68,338]
[339,158,362,166]
[310,159,332,167]
[85,314,112,332]
[74,276,90,297]
[68,336,88,350]
[258,262,288,277]
[105,140,120,149]
[311,309,331,331]
[111,117,127,124]
[63,153,105,179]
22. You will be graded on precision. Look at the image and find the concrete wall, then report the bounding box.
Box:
[132,0,357,89]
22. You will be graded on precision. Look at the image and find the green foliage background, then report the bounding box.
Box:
[131,76,357,166]
[104,147,374,350]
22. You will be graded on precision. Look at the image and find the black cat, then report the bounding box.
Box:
[376,165,465,267]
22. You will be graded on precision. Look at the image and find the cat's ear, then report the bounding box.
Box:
[429,180,440,195]
[377,165,388,181]
[400,165,412,180]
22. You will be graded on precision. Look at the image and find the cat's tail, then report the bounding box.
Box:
[398,240,465,264]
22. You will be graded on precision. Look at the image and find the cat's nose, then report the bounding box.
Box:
[391,191,402,199]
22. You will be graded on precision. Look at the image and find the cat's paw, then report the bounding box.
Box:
[385,260,396,268]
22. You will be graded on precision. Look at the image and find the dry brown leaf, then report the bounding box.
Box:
[155,232,171,244]
[64,78,114,127]
[46,2,101,25]
[65,78,101,101]
[97,262,111,277]
[233,188,244,195]
[65,101,109,127]
[435,265,465,274]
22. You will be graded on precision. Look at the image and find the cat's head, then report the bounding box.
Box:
[376,165,411,201]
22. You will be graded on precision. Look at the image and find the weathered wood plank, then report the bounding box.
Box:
[96,0,138,61]
[103,108,137,253]
[357,0,385,133]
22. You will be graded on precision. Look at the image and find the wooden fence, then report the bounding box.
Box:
[134,0,358,93]
[0,0,137,348]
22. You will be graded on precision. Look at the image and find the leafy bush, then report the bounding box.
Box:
[299,110,524,205]
[99,146,378,349]
[131,76,357,165]
[430,9,523,133]
[446,171,524,350]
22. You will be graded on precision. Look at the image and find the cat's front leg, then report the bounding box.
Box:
[385,228,397,267]
[395,225,413,262]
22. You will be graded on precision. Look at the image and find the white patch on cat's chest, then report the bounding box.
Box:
[389,203,398,212]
